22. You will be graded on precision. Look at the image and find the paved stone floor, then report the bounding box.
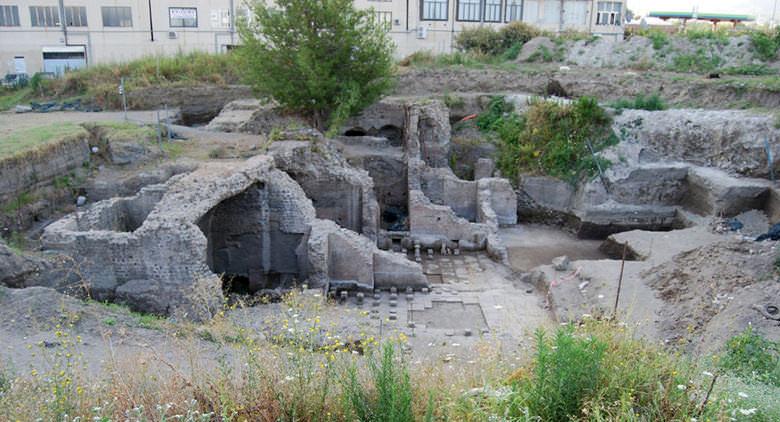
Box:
[299,251,555,362]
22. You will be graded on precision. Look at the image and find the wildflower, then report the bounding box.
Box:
[738,392,749,398]
[702,371,714,377]
[676,384,686,391]
[738,408,757,416]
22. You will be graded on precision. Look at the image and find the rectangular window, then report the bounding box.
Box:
[484,0,501,22]
[421,0,447,21]
[29,6,60,27]
[505,0,522,22]
[0,5,20,26]
[101,6,132,27]
[457,0,480,21]
[64,6,87,27]
[374,11,392,30]
[596,1,621,26]
[169,7,197,28]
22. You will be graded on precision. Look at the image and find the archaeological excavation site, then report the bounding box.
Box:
[3,19,780,419]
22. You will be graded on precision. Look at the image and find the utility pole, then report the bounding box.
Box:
[772,0,778,28]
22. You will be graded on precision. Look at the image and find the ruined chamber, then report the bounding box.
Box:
[42,155,426,318]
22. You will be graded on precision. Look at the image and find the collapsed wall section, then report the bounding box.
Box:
[271,141,380,241]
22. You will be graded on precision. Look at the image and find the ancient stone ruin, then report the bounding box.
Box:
[40,98,517,318]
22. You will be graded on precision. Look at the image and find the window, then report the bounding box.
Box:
[457,0,502,23]
[65,6,87,26]
[29,6,59,27]
[101,6,132,27]
[421,0,447,21]
[484,0,501,22]
[506,0,522,22]
[457,0,480,21]
[596,1,621,26]
[169,7,197,28]
[374,11,392,30]
[0,5,20,26]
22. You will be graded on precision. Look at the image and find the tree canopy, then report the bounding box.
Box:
[237,0,396,132]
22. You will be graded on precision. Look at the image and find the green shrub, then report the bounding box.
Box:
[498,321,722,421]
[647,30,669,50]
[500,42,524,61]
[481,96,616,184]
[750,29,780,61]
[497,21,540,51]
[475,95,515,131]
[511,327,607,421]
[610,94,667,111]
[342,342,413,422]
[720,327,780,386]
[237,0,396,131]
[456,22,540,57]
[455,26,503,55]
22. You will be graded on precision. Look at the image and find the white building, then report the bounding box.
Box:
[359,0,626,57]
[0,0,625,75]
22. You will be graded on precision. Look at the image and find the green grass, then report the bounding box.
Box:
[610,94,667,111]
[342,342,414,421]
[0,123,86,159]
[721,64,778,76]
[720,327,780,386]
[0,87,32,111]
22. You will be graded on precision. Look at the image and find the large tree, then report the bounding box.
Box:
[237,0,395,132]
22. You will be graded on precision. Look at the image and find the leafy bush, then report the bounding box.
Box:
[648,30,669,50]
[498,21,540,51]
[455,27,503,55]
[237,0,395,131]
[512,328,607,421]
[475,95,515,131]
[610,94,667,111]
[481,96,616,184]
[342,342,413,422]
[500,322,723,421]
[456,22,539,57]
[720,327,780,386]
[750,29,780,61]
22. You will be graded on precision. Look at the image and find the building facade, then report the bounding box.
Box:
[1,0,625,75]
[358,0,626,57]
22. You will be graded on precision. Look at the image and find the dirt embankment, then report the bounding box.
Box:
[395,67,780,109]
[644,239,780,355]
[128,84,253,125]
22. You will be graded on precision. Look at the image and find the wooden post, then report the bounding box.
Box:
[613,242,627,319]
